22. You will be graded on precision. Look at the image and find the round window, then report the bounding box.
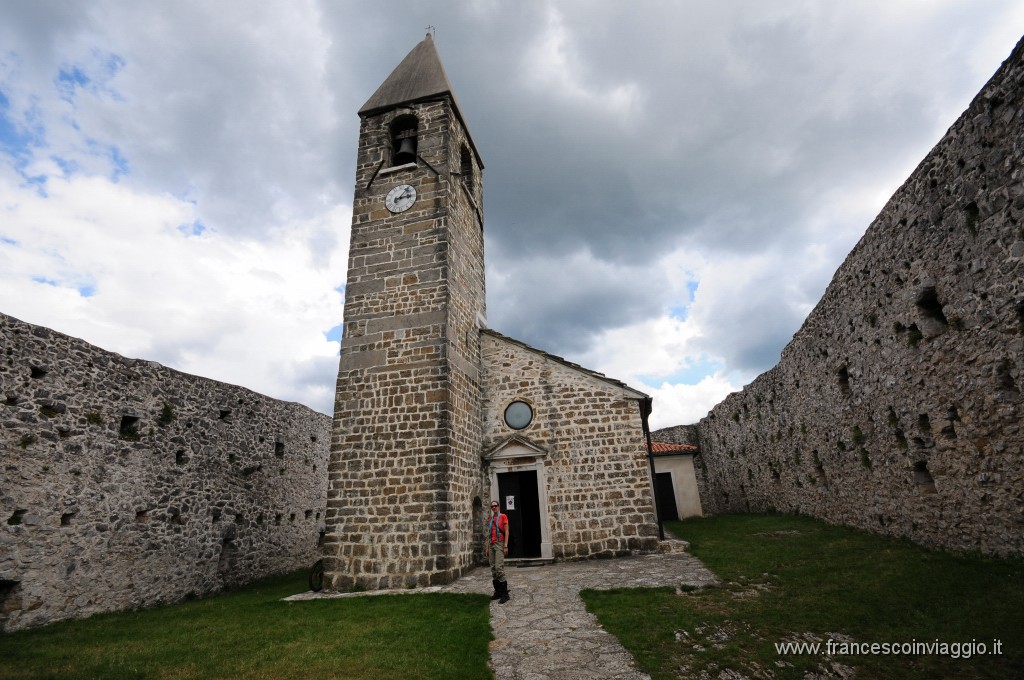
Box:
[503,401,533,430]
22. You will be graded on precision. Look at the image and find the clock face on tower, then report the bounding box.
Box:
[385,184,417,213]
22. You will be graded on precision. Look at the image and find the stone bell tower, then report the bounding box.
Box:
[324,34,487,590]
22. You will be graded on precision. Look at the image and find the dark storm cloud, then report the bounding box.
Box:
[483,244,666,355]
[5,1,1017,425]
[320,2,1021,367]
[324,7,826,261]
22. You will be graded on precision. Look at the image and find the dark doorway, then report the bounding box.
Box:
[497,470,542,558]
[655,472,679,521]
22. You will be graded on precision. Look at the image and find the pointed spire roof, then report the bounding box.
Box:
[359,33,462,117]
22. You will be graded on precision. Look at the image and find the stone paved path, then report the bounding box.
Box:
[288,547,718,679]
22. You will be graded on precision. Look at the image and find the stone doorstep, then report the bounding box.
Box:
[506,542,691,568]
[505,557,554,568]
[284,547,720,680]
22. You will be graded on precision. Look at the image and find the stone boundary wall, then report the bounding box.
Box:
[651,424,700,447]
[695,37,1024,557]
[0,312,330,631]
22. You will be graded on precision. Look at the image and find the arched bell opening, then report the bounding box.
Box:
[390,115,418,166]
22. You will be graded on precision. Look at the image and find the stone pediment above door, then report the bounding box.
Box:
[483,435,548,463]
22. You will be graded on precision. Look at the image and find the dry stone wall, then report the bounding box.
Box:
[696,37,1024,557]
[651,424,700,448]
[0,312,330,631]
[481,332,660,559]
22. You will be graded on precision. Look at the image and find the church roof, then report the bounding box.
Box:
[359,33,462,117]
[481,328,649,400]
[651,441,699,456]
[358,33,481,166]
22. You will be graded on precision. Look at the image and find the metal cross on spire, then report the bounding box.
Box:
[425,25,436,37]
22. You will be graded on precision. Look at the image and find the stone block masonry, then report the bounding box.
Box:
[695,36,1024,557]
[325,94,486,590]
[481,332,660,559]
[0,312,330,631]
[325,34,663,587]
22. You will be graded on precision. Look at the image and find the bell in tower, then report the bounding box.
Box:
[393,133,416,165]
[390,117,417,166]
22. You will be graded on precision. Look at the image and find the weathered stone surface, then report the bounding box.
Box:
[481,332,660,559]
[0,313,330,632]
[694,37,1024,557]
[324,92,487,591]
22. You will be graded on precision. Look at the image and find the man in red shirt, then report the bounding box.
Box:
[484,500,510,603]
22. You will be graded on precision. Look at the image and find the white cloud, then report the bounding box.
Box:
[1,0,1021,427]
[570,301,743,430]
[646,376,740,431]
[0,172,348,413]
[0,0,343,237]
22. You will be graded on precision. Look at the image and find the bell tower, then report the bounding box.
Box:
[324,34,487,590]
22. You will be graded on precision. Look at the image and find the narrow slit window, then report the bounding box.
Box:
[460,145,473,189]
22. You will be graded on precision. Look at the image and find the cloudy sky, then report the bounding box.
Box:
[1,2,1022,429]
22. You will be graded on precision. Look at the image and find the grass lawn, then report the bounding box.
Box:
[582,514,1024,680]
[0,571,493,680]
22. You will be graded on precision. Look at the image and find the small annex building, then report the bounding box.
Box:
[650,441,704,521]
[323,35,661,591]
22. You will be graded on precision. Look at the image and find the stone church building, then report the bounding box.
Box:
[323,35,662,591]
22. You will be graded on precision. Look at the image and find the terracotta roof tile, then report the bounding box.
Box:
[651,440,698,455]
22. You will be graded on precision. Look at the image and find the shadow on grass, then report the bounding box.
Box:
[582,514,1024,680]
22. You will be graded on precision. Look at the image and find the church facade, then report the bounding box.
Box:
[323,35,660,591]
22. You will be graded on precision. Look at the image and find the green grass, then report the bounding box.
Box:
[0,571,492,679]
[6,517,1020,679]
[582,514,1024,680]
